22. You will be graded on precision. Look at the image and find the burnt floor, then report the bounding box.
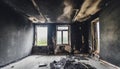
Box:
[1,55,120,69]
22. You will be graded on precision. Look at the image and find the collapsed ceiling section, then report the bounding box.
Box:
[74,0,102,22]
[2,0,108,23]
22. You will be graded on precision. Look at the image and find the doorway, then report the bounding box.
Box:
[91,18,100,54]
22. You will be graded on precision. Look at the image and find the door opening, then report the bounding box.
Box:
[91,18,100,54]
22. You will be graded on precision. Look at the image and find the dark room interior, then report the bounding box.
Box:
[0,0,120,69]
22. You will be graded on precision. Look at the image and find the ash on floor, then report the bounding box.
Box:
[1,55,119,69]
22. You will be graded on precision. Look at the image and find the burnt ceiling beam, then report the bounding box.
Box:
[31,0,47,23]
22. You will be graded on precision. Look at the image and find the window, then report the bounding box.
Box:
[56,26,69,45]
[35,26,48,46]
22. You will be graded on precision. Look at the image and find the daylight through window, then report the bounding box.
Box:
[57,26,69,45]
[35,26,48,46]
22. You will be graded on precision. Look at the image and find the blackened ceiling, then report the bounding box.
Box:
[1,0,110,23]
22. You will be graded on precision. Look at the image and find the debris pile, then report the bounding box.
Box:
[50,56,96,69]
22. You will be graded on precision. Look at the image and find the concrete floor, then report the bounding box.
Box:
[1,55,120,69]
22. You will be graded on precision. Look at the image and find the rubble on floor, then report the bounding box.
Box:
[50,56,96,69]
[1,55,119,69]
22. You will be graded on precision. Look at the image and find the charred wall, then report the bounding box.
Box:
[100,0,120,67]
[0,2,33,67]
[71,21,90,54]
[32,22,90,55]
[71,23,82,53]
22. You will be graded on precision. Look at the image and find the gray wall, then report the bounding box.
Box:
[100,0,120,67]
[0,2,33,66]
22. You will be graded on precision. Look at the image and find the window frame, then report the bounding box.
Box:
[56,25,70,45]
[34,25,48,46]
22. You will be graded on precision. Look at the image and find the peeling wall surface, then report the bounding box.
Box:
[0,2,33,66]
[100,0,120,67]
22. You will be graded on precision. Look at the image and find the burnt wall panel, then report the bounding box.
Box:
[71,22,90,54]
[81,21,90,53]
[100,0,120,67]
[48,24,56,54]
[71,23,82,53]
[0,2,33,66]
